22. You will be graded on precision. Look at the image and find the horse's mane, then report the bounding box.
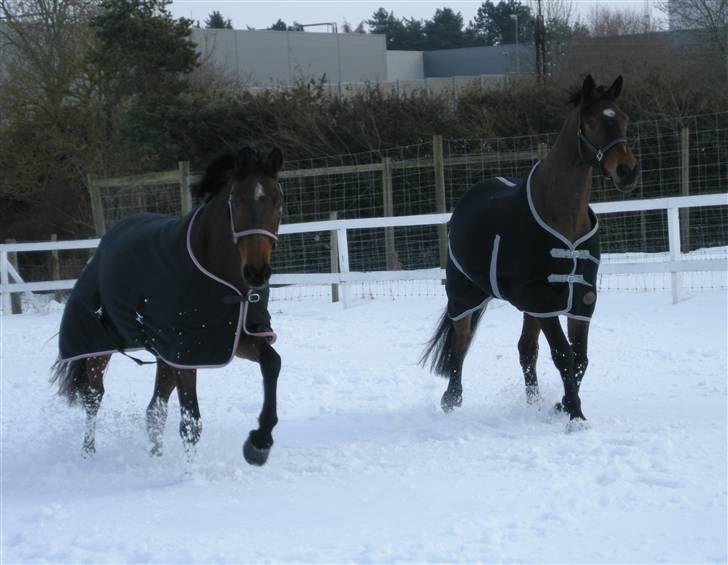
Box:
[192,151,236,200]
[192,144,271,201]
[567,84,612,107]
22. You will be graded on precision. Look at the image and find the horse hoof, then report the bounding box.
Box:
[243,432,271,466]
[149,444,163,457]
[441,391,462,413]
[565,417,590,434]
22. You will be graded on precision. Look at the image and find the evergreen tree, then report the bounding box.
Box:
[400,17,427,50]
[367,8,405,49]
[268,18,287,31]
[467,0,534,45]
[423,8,467,49]
[88,0,199,165]
[204,10,233,29]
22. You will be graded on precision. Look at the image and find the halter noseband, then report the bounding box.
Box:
[577,126,627,179]
[228,191,279,244]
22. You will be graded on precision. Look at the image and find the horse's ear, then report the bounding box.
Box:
[234,146,257,178]
[608,75,623,99]
[262,146,284,176]
[581,74,596,103]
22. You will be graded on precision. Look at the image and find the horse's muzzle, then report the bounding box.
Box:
[241,264,272,289]
[614,162,641,192]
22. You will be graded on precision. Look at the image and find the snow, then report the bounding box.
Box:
[2,290,726,563]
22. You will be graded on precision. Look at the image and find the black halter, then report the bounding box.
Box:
[577,126,627,179]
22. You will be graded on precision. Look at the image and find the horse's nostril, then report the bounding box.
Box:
[242,265,254,282]
[617,164,630,178]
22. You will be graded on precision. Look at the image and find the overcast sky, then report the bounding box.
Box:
[170,1,661,32]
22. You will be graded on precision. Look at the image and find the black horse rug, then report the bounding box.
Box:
[446,162,601,321]
[59,209,275,368]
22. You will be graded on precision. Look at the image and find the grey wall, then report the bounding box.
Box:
[423,44,533,77]
[386,50,424,80]
[192,29,386,86]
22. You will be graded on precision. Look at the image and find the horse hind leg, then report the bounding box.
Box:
[518,314,542,404]
[146,361,178,456]
[421,307,484,413]
[174,367,202,458]
[81,355,111,456]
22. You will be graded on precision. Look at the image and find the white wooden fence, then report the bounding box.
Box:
[2,193,727,314]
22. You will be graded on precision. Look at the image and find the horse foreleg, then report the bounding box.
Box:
[568,318,590,393]
[539,317,585,421]
[146,361,178,456]
[82,355,111,456]
[518,314,542,404]
[243,342,281,466]
[175,368,202,456]
[441,314,475,412]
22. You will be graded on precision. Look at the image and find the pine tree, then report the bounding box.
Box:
[204,10,233,29]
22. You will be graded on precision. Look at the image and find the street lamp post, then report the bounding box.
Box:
[510,13,519,74]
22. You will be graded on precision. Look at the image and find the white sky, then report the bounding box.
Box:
[170,1,661,32]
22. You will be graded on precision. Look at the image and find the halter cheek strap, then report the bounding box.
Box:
[228,192,279,244]
[577,127,627,179]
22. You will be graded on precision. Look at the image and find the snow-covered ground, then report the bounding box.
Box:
[1,290,726,563]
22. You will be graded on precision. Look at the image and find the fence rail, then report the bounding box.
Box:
[2,193,726,314]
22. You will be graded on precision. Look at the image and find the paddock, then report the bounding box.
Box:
[1,287,725,562]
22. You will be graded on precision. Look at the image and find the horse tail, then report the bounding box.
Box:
[420,307,485,378]
[50,357,87,405]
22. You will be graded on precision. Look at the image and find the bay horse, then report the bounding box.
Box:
[51,145,284,465]
[421,75,640,422]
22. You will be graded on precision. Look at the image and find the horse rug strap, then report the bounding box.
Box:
[58,211,276,368]
[446,162,601,321]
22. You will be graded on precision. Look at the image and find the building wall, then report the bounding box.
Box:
[386,50,424,80]
[423,44,532,77]
[192,29,386,86]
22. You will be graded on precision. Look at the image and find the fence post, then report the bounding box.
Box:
[667,206,684,304]
[51,233,62,303]
[432,134,448,270]
[680,127,690,252]
[537,142,549,160]
[336,228,350,308]
[329,211,339,303]
[382,157,399,270]
[87,174,106,236]
[6,239,21,314]
[0,248,10,315]
[179,161,193,215]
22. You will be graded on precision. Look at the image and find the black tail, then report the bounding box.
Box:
[419,307,485,378]
[50,357,88,405]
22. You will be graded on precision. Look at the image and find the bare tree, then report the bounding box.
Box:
[0,0,96,117]
[656,0,727,53]
[587,5,659,36]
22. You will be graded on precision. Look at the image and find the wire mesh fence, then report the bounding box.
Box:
[10,112,727,298]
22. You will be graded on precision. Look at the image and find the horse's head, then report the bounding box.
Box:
[228,146,284,289]
[571,75,640,192]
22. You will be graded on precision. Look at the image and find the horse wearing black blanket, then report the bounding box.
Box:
[422,75,640,422]
[52,145,284,465]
